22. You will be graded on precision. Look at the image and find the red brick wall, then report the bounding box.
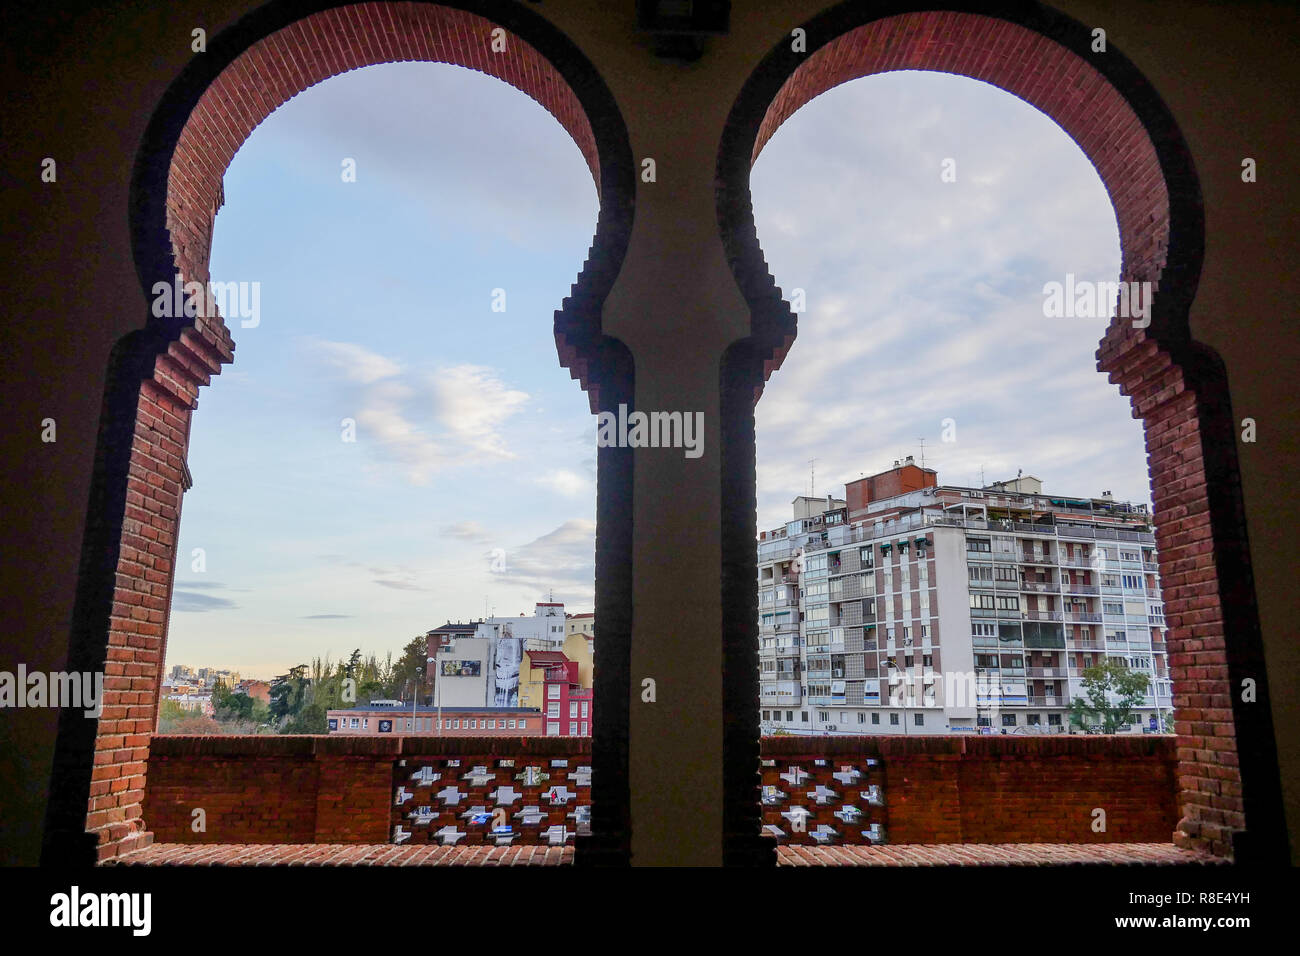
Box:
[143,735,590,846]
[762,736,1178,846]
[845,464,937,517]
[144,735,1175,849]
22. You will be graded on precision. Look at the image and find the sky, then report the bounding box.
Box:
[166,63,1146,678]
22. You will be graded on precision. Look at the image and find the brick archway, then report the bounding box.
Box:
[717,3,1286,864]
[46,0,635,864]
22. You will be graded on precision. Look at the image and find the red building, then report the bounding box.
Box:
[525,653,593,737]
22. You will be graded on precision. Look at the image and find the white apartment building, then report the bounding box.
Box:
[758,461,1172,736]
[428,602,571,709]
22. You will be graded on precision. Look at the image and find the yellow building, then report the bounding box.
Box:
[519,633,594,711]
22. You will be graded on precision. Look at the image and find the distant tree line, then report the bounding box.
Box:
[157,637,433,735]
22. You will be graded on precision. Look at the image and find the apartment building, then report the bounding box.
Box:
[758,459,1171,735]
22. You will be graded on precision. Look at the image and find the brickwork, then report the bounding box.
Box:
[716,3,1279,863]
[142,735,591,847]
[762,736,1177,847]
[65,0,635,864]
[138,734,1173,856]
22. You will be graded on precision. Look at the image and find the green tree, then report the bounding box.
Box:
[1068,658,1151,734]
[270,664,310,724]
[394,635,432,703]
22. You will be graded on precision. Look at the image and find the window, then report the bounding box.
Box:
[801,711,809,723]
[488,719,496,729]
[967,538,992,553]
[349,718,359,729]
[547,722,560,736]
[570,701,579,718]
[871,712,880,725]
[857,712,866,723]
[923,654,933,667]
[1027,714,1041,725]
[1001,714,1017,727]
[362,718,368,728]
[547,684,560,699]
[581,701,589,717]
[580,722,588,735]
[889,713,900,726]
[969,593,995,609]
[786,711,794,722]
[547,702,560,718]
[818,711,828,722]
[1048,714,1062,726]
[913,713,924,727]
[995,595,1019,610]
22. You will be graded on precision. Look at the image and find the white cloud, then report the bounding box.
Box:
[308,339,530,484]
[535,469,591,498]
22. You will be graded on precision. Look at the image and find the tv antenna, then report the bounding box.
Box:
[808,458,818,497]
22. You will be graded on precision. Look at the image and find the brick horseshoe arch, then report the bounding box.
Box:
[45,0,635,864]
[717,2,1286,865]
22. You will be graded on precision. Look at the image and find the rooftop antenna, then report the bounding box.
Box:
[979,463,986,488]
[917,437,927,469]
[808,458,818,497]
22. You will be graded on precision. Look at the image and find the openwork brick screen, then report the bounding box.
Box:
[393,756,592,847]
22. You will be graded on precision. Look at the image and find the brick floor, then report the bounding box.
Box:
[774,843,1225,866]
[106,842,1220,866]
[106,844,574,866]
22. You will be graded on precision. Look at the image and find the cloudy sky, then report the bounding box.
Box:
[167,63,1147,678]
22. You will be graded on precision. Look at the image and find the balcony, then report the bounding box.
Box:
[1062,583,1099,595]
[1026,696,1064,707]
[1021,611,1063,622]
[122,734,1196,867]
[1066,611,1102,623]
[1026,667,1068,679]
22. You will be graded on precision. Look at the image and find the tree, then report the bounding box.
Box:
[1068,658,1151,734]
[394,635,432,703]
[270,664,310,724]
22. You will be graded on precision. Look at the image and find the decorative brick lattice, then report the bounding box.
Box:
[392,756,591,847]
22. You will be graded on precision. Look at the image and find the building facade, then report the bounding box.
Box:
[327,702,545,736]
[759,461,1171,736]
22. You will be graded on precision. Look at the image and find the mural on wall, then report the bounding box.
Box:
[493,623,524,707]
[441,660,481,677]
